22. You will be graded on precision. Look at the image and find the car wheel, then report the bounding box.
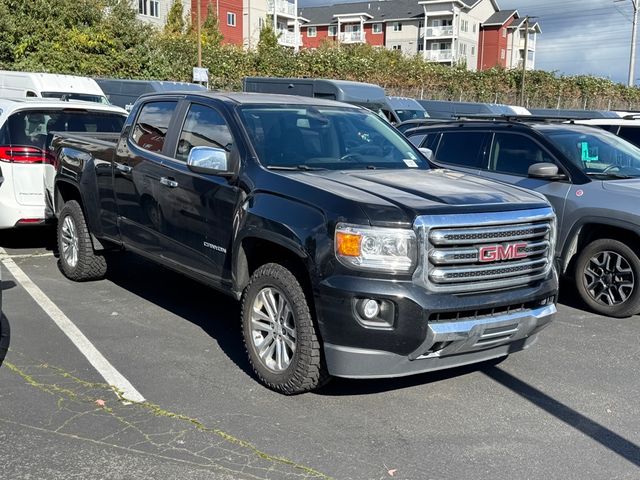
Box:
[241,263,329,394]
[574,238,640,318]
[57,200,107,281]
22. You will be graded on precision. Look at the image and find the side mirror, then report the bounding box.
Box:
[528,162,564,180]
[419,147,434,161]
[187,146,229,175]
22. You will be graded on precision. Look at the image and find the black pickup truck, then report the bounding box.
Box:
[51,92,558,394]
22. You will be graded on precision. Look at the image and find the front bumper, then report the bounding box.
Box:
[323,304,555,379]
[315,270,557,379]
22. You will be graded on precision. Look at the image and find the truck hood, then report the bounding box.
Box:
[284,168,549,226]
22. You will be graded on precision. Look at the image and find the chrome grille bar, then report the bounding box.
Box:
[430,223,550,245]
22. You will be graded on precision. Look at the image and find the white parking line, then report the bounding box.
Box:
[0,247,145,403]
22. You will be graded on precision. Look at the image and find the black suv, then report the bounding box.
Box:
[405,118,640,318]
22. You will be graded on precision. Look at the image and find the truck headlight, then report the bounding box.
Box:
[335,223,417,273]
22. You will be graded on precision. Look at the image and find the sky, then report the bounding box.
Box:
[299,0,637,85]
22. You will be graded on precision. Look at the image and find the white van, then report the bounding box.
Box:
[0,71,109,105]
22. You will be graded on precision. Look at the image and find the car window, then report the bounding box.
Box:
[408,133,427,147]
[175,104,235,162]
[434,131,487,168]
[131,101,177,153]
[489,133,555,176]
[618,126,640,148]
[2,110,126,151]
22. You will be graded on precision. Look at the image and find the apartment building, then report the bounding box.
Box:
[243,0,303,50]
[135,0,192,27]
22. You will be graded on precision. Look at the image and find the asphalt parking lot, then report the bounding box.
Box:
[0,226,638,480]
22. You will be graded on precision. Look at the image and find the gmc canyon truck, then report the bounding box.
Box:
[51,92,558,394]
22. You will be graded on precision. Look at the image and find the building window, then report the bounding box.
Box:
[502,28,507,38]
[258,17,264,29]
[227,12,236,26]
[418,20,424,29]
[328,25,337,37]
[393,22,402,32]
[138,0,146,15]
[373,23,383,34]
[471,45,475,55]
[149,1,159,17]
[307,26,317,37]
[392,45,402,50]
[472,23,476,33]
[138,0,158,17]
[501,48,506,60]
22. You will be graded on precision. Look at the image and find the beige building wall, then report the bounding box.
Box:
[133,0,192,28]
[243,0,270,49]
[384,19,422,54]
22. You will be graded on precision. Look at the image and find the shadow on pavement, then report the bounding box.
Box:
[0,313,10,368]
[484,366,640,468]
[0,225,57,252]
[104,252,254,378]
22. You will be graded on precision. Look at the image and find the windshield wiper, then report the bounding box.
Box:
[586,172,635,179]
[266,165,326,171]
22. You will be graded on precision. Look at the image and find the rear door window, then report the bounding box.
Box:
[131,101,178,153]
[434,131,488,168]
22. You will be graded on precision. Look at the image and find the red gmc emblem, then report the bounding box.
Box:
[478,243,528,262]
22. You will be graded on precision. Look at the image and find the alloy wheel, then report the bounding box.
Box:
[583,250,635,306]
[60,216,79,268]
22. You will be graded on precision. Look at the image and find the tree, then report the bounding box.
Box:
[165,0,185,36]
[257,23,279,52]
[202,3,223,46]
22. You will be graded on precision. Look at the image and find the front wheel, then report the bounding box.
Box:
[241,263,329,394]
[57,200,107,281]
[574,238,640,318]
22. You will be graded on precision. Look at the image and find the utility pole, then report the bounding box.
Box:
[629,0,639,86]
[197,0,202,68]
[520,16,529,106]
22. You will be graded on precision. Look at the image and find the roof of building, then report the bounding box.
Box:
[483,9,518,27]
[299,0,425,26]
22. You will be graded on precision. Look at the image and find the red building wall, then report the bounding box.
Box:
[364,23,385,46]
[191,0,243,46]
[477,18,514,70]
[301,25,333,49]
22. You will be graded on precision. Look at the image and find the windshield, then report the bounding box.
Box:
[42,91,110,105]
[239,106,429,171]
[546,128,640,179]
[395,109,429,122]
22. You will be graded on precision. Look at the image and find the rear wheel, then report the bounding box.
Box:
[57,200,107,281]
[241,263,329,394]
[574,238,640,318]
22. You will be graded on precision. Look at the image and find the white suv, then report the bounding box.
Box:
[576,116,640,148]
[0,99,126,229]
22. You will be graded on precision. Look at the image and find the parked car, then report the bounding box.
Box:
[417,100,520,119]
[0,71,110,104]
[242,76,400,123]
[49,92,558,393]
[575,117,640,148]
[386,96,429,122]
[0,98,127,229]
[94,78,207,111]
[405,118,640,317]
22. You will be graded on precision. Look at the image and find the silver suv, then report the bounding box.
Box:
[405,118,640,318]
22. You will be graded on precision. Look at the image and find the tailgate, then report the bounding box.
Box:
[11,163,46,206]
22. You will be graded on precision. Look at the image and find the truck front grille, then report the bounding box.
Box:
[415,208,556,293]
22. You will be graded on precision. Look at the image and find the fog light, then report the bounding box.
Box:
[362,299,380,319]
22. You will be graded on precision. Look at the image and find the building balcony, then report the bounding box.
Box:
[424,49,453,62]
[338,31,366,43]
[277,30,302,47]
[425,26,454,37]
[268,0,297,18]
[518,37,537,50]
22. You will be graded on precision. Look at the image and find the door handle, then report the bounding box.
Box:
[160,177,179,188]
[115,163,132,174]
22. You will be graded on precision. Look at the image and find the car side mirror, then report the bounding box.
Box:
[528,162,565,180]
[187,146,230,175]
[419,147,434,161]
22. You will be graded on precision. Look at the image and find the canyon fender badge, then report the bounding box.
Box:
[204,241,227,254]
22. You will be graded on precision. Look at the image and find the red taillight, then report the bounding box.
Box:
[15,218,45,225]
[0,146,45,164]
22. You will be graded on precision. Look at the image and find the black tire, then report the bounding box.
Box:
[241,263,329,394]
[57,200,107,282]
[574,238,640,318]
